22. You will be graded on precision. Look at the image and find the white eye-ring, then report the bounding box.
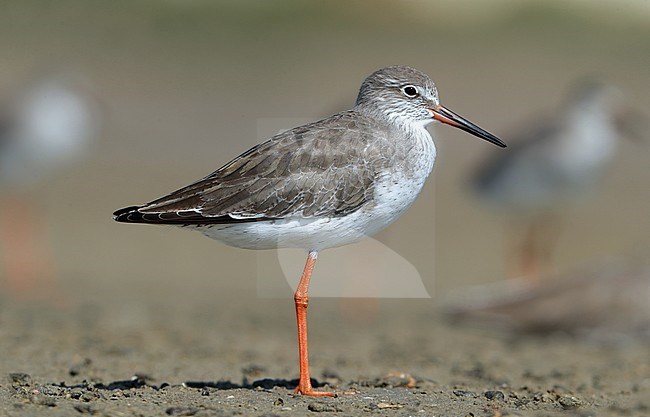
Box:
[401,85,419,98]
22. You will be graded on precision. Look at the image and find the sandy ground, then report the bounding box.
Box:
[1,289,649,417]
[1,1,650,416]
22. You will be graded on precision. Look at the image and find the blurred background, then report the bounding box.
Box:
[0,0,649,327]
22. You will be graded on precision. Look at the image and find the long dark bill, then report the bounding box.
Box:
[431,105,506,148]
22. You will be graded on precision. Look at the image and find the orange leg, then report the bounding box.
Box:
[519,221,542,283]
[293,251,334,397]
[0,197,58,302]
[516,214,562,285]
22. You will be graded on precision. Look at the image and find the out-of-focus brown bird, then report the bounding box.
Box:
[445,261,650,339]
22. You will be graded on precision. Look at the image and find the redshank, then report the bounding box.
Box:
[472,80,636,280]
[114,66,506,396]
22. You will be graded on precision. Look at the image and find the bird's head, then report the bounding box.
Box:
[355,66,506,148]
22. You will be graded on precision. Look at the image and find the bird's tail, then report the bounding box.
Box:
[113,206,148,223]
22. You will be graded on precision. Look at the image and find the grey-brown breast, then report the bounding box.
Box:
[116,111,398,224]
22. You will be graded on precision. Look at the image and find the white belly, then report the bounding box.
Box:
[194,210,385,251]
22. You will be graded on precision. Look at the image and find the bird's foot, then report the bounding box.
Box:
[294,386,336,397]
[294,381,355,397]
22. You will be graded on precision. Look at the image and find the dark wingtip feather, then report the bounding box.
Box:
[113,205,145,223]
[113,204,276,225]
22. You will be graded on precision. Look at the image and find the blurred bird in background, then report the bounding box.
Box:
[471,80,645,283]
[445,80,649,339]
[0,73,102,303]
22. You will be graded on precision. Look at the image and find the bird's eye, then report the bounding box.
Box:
[401,85,419,98]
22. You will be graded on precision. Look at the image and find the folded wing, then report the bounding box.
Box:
[114,111,383,225]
